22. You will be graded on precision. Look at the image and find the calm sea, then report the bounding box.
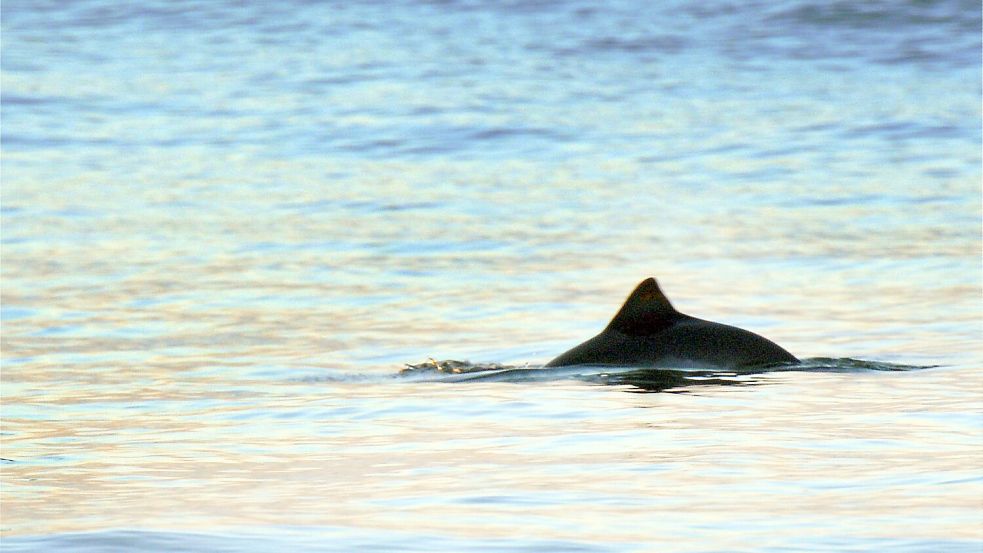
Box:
[2,1,981,551]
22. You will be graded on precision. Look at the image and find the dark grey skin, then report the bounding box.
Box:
[546,278,799,369]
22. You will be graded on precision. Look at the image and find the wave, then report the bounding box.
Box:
[396,357,935,392]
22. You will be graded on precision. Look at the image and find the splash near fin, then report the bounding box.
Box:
[606,277,679,335]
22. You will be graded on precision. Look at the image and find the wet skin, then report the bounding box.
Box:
[546,278,799,369]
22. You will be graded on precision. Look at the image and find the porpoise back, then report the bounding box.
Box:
[545,278,799,369]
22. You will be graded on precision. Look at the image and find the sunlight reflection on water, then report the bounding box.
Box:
[2,0,981,551]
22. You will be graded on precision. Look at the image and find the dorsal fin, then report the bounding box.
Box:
[605,277,680,335]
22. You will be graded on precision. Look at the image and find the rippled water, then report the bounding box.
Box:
[2,0,981,551]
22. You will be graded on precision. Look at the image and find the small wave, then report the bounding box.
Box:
[794,357,937,372]
[395,358,935,392]
[299,358,934,390]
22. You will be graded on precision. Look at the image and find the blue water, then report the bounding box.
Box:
[2,1,981,551]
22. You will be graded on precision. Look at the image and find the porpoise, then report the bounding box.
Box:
[546,277,799,369]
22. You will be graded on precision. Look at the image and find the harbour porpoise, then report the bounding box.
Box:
[546,278,799,369]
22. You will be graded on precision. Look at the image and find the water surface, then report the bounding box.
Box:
[2,0,981,551]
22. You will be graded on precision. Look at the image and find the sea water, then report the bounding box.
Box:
[2,1,981,551]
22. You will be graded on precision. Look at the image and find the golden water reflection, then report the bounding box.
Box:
[3,368,979,545]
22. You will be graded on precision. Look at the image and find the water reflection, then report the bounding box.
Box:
[2,0,978,548]
[600,369,758,393]
[399,357,931,393]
